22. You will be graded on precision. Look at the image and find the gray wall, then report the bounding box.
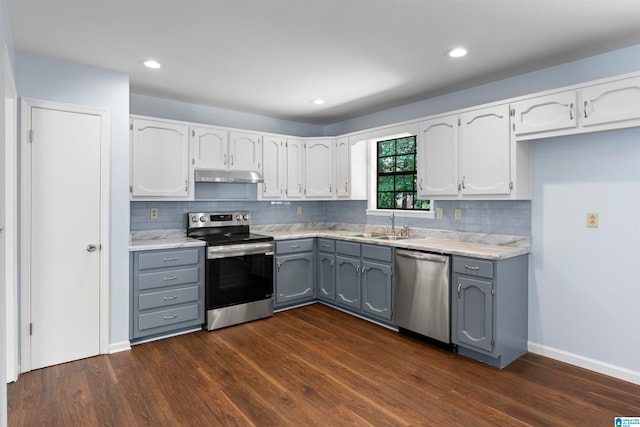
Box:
[16,53,131,348]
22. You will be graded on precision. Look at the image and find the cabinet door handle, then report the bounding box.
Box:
[329,183,332,193]
[163,257,178,262]
[330,259,334,268]
[457,283,462,298]
[464,264,480,270]
[583,100,589,118]
[184,180,188,192]
[345,181,348,192]
[276,261,281,272]
[163,276,178,281]
[569,102,574,120]
[356,265,360,273]
[419,178,423,191]
[162,295,178,300]
[230,155,234,166]
[461,176,466,190]
[163,314,178,320]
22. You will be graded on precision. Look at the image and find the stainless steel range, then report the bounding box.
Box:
[187,212,274,330]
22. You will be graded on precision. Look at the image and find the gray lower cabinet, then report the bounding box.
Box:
[334,240,393,323]
[275,239,315,308]
[316,239,336,301]
[131,247,205,341]
[451,254,528,368]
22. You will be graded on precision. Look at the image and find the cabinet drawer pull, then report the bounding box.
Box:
[322,244,331,248]
[162,257,178,262]
[464,264,480,271]
[290,244,301,248]
[163,276,178,281]
[162,295,178,300]
[163,314,178,320]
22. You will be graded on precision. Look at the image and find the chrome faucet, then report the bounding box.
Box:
[390,211,395,235]
[402,225,409,237]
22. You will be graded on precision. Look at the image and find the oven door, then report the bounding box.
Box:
[206,242,274,310]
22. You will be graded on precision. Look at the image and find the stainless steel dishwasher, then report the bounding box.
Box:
[394,249,450,344]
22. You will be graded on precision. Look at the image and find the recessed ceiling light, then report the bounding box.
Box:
[143,59,163,69]
[311,99,325,105]
[448,47,468,58]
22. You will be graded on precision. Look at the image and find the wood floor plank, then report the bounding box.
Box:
[8,303,640,426]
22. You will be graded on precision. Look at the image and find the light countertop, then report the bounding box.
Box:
[129,237,206,252]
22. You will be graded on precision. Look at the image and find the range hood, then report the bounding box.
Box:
[194,169,263,184]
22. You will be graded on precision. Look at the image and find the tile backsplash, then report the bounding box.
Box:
[131,199,531,236]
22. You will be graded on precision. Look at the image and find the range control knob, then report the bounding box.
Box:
[243,214,250,220]
[200,216,207,222]
[191,215,198,223]
[236,214,242,221]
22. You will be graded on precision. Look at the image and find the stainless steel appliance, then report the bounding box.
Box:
[187,212,274,330]
[394,249,451,344]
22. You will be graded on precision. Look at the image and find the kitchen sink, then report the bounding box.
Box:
[351,233,385,238]
[373,235,409,241]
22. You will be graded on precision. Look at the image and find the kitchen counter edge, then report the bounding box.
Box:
[129,237,207,252]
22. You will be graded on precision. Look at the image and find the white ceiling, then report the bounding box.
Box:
[8,0,640,125]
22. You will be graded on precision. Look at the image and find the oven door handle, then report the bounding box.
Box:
[208,242,274,259]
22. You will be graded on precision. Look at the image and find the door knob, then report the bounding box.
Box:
[87,244,97,252]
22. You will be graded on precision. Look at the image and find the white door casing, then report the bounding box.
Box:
[20,98,110,372]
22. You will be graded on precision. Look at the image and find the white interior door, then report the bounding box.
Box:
[27,104,103,370]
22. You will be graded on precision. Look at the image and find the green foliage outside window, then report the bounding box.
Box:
[376,136,430,211]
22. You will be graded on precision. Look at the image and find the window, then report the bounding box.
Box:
[376,136,430,210]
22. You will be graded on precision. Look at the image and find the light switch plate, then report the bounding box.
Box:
[587,212,599,228]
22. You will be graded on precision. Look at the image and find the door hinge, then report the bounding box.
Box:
[29,323,33,336]
[29,129,33,143]
[509,181,513,190]
[192,130,195,137]
[129,185,133,193]
[457,118,461,126]
[491,338,495,349]
[510,108,515,117]
[130,123,133,131]
[491,287,495,296]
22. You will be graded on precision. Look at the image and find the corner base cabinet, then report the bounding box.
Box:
[275,239,315,308]
[451,254,528,368]
[130,247,205,342]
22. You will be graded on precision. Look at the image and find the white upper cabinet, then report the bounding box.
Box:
[261,135,285,199]
[417,115,459,198]
[511,91,578,136]
[304,139,334,198]
[130,118,191,199]
[191,126,228,169]
[285,138,304,199]
[580,75,640,128]
[459,105,511,196]
[512,74,640,140]
[334,137,350,198]
[229,131,262,172]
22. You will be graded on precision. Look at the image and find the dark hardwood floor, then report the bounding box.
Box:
[8,303,640,426]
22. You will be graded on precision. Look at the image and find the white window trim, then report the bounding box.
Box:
[363,133,435,220]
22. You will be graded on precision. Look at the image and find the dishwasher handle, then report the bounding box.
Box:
[396,249,448,263]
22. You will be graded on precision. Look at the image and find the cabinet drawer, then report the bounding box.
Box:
[336,240,360,257]
[453,257,493,279]
[138,249,200,270]
[138,304,201,331]
[139,285,200,310]
[317,239,335,253]
[138,267,199,291]
[276,239,314,254]
[362,244,392,263]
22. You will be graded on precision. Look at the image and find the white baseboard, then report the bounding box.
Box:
[108,340,132,354]
[528,342,640,385]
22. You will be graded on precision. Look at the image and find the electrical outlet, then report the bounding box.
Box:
[150,208,158,219]
[435,208,443,220]
[455,208,462,220]
[587,212,599,228]
[297,206,303,215]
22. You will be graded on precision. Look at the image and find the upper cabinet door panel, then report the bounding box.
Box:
[459,105,511,196]
[229,131,262,172]
[417,115,459,197]
[285,138,304,199]
[305,139,333,198]
[512,91,578,136]
[261,135,284,199]
[581,76,640,128]
[335,137,350,198]
[192,126,228,169]
[131,118,190,198]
